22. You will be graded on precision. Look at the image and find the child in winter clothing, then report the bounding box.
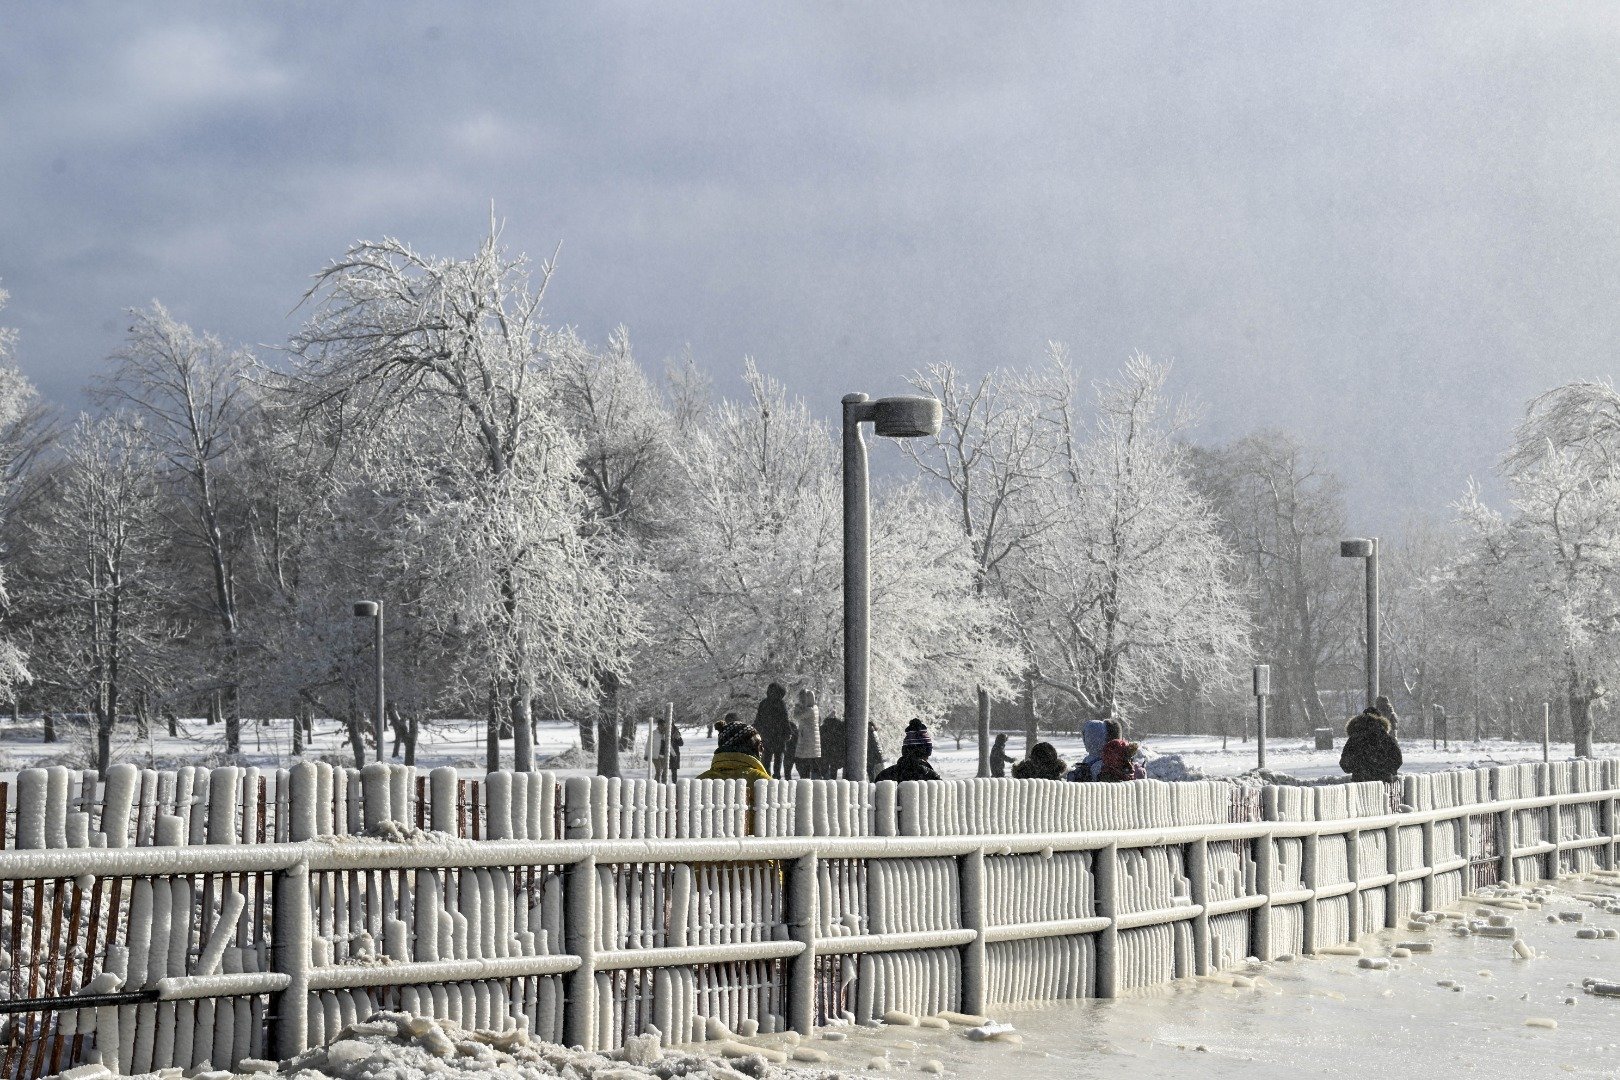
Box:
[699,720,771,782]
[1340,708,1402,782]
[874,719,943,782]
[1012,741,1067,780]
[1098,739,1146,782]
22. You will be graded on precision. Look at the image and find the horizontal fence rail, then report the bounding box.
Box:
[0,758,1613,1079]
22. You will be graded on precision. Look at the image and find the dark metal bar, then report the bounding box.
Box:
[0,990,157,1015]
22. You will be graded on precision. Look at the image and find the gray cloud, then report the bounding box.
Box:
[3,1,1618,528]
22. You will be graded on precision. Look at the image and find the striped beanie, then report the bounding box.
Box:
[902,718,933,754]
[719,722,761,755]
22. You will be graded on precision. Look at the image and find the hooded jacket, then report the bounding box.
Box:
[1340,710,1402,783]
[874,752,942,783]
[698,752,771,783]
[1079,718,1110,779]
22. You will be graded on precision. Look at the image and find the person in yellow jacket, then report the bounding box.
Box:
[698,719,772,782]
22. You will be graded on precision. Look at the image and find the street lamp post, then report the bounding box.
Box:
[353,601,384,757]
[1339,538,1380,709]
[843,392,943,781]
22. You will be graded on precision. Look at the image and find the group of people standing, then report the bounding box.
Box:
[986,717,1148,783]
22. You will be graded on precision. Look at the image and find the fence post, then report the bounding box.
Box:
[1187,839,1212,972]
[785,853,819,1035]
[270,860,311,1061]
[1301,832,1319,955]
[1093,843,1119,999]
[1420,817,1436,913]
[1249,835,1272,963]
[1384,822,1401,928]
[563,854,598,1049]
[958,848,987,1014]
[1345,827,1360,943]
[1496,808,1516,886]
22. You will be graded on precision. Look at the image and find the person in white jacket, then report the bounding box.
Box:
[792,688,822,778]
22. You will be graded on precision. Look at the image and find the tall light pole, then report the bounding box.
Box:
[1339,537,1379,710]
[843,392,943,781]
[353,601,384,756]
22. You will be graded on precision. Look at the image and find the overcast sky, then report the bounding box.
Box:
[3,2,1618,529]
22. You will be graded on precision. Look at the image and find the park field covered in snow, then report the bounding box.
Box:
[0,714,1612,785]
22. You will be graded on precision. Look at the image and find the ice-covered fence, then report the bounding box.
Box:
[0,759,1613,1080]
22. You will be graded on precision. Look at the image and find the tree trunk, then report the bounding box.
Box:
[597,670,621,778]
[578,713,596,753]
[42,709,55,743]
[344,686,367,766]
[1570,689,1594,759]
[1023,671,1038,757]
[513,684,534,772]
[404,710,420,768]
[976,686,991,778]
[292,703,304,756]
[486,687,501,773]
[96,713,112,775]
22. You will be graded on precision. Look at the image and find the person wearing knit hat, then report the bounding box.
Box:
[699,720,771,782]
[874,718,942,783]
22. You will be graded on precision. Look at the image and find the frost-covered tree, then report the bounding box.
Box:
[647,361,1020,753]
[26,415,172,770]
[1190,430,1354,732]
[1015,355,1251,724]
[0,287,38,699]
[1454,379,1620,757]
[98,303,255,753]
[902,355,1059,766]
[282,227,641,770]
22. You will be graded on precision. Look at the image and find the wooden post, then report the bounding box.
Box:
[1093,843,1119,998]
[785,854,819,1034]
[1385,822,1401,927]
[1345,828,1361,943]
[1420,818,1436,912]
[1496,808,1516,886]
[958,849,987,1014]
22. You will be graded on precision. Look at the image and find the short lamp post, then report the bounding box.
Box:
[1339,537,1380,710]
[1253,664,1271,771]
[843,392,943,781]
[353,601,384,756]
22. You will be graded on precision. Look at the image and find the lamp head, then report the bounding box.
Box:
[1339,538,1373,559]
[870,396,943,438]
[353,601,379,618]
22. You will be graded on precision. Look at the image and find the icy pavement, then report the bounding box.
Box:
[87,875,1620,1080]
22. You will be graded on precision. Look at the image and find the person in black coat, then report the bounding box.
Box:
[874,719,942,783]
[866,721,885,781]
[819,711,846,779]
[1012,741,1066,780]
[988,732,1012,778]
[754,683,792,778]
[1340,708,1403,783]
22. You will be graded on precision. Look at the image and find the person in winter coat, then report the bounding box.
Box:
[792,688,822,778]
[699,720,772,782]
[1077,717,1110,780]
[1012,741,1066,780]
[1374,694,1402,737]
[668,724,685,780]
[988,733,1012,778]
[754,683,792,778]
[1098,739,1146,782]
[1340,708,1402,783]
[866,721,885,782]
[819,712,846,779]
[874,719,943,783]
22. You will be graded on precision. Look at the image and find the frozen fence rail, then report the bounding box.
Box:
[0,758,1613,1078]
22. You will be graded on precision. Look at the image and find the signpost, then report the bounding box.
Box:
[1253,664,1271,771]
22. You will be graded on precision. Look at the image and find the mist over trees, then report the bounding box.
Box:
[0,225,1611,770]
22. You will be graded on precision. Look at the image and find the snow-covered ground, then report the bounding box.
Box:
[0,713,1609,783]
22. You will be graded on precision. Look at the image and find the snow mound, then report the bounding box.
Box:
[538,744,594,770]
[138,1011,841,1080]
[1141,753,1207,782]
